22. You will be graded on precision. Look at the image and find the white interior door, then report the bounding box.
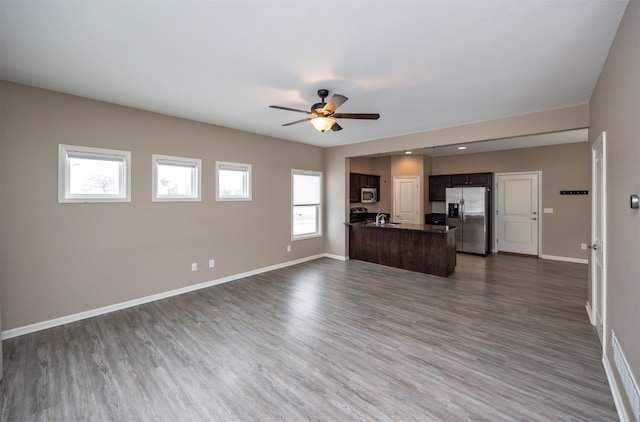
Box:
[496,172,540,255]
[393,176,420,224]
[591,132,606,345]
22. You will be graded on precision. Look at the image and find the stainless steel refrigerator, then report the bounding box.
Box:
[445,187,489,255]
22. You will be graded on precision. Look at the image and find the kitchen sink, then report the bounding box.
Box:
[362,221,401,227]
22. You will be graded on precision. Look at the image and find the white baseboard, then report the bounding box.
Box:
[324,253,347,261]
[540,254,588,264]
[603,352,633,422]
[585,301,595,325]
[2,254,330,340]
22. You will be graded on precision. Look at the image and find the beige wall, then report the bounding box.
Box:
[391,155,423,177]
[431,142,591,260]
[371,157,392,214]
[590,0,639,416]
[348,156,373,174]
[0,82,325,331]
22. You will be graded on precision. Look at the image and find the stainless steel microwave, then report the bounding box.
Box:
[361,187,377,203]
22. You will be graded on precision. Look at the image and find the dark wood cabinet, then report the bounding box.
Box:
[350,173,381,203]
[429,173,493,202]
[450,173,493,187]
[349,174,360,202]
[425,213,446,225]
[349,224,457,277]
[428,175,451,202]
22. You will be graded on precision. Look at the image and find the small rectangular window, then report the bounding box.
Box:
[152,154,201,201]
[292,169,322,239]
[216,161,252,201]
[58,144,131,203]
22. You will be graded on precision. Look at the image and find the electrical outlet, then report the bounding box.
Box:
[287,245,291,252]
[209,259,215,268]
[191,262,197,271]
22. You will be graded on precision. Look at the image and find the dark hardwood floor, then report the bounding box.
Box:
[1,254,617,421]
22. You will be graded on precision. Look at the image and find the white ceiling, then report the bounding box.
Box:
[0,1,628,149]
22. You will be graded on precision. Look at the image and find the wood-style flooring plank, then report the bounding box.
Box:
[1,254,617,421]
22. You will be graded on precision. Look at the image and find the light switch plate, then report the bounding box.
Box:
[543,208,554,214]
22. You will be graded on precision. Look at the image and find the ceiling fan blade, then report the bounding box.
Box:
[323,94,348,114]
[269,105,311,114]
[333,113,380,120]
[331,122,343,132]
[282,117,312,126]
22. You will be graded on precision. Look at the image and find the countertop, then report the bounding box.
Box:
[347,221,457,233]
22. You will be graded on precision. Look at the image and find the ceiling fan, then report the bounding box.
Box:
[269,89,380,133]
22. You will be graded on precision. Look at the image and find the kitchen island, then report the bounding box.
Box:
[348,222,457,277]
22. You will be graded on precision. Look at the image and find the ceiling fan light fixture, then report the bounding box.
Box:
[310,117,335,133]
[271,89,379,133]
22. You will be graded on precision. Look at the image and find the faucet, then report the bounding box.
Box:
[375,213,386,225]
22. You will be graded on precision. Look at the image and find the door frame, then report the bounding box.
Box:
[589,132,607,349]
[493,171,542,256]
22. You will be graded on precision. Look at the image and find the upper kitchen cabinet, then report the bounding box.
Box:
[428,175,451,202]
[450,173,493,187]
[350,173,381,203]
[429,173,494,201]
[349,173,360,202]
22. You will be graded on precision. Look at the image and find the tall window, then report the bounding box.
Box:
[58,144,131,203]
[216,161,252,201]
[292,169,322,239]
[152,154,201,201]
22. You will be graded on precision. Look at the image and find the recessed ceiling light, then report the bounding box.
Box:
[458,146,467,150]
[404,150,412,154]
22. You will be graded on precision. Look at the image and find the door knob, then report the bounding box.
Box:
[588,244,598,250]
[530,218,537,220]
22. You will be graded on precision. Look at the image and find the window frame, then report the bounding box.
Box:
[58,144,131,203]
[291,169,323,240]
[152,154,202,202]
[216,161,252,201]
